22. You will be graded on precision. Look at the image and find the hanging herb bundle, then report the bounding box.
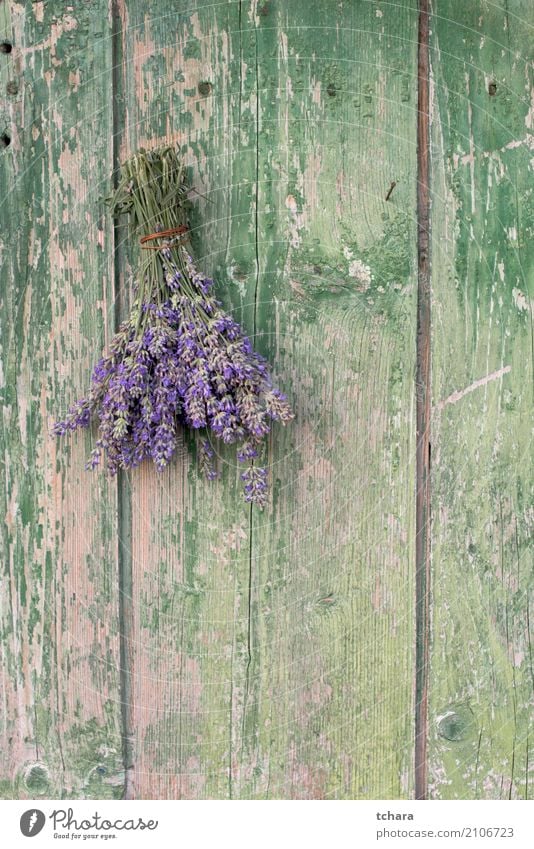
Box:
[53,147,293,507]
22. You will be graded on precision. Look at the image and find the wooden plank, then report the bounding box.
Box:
[248,0,418,801]
[0,1,123,798]
[415,0,432,800]
[429,0,534,798]
[114,0,254,799]
[117,0,419,798]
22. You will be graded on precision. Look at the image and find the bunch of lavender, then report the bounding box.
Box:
[53,147,293,507]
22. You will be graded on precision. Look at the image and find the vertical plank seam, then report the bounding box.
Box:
[111,0,135,801]
[415,0,432,801]
[239,2,259,787]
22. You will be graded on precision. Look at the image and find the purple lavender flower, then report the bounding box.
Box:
[53,147,294,507]
[199,439,218,480]
[241,466,268,508]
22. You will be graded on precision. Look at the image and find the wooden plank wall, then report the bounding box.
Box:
[117,0,418,800]
[0,0,531,801]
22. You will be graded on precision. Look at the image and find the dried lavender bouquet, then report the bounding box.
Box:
[53,147,293,507]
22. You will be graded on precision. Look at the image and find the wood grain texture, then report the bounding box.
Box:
[249,0,418,800]
[415,0,432,800]
[0,1,122,799]
[3,0,530,802]
[114,0,418,799]
[429,0,534,799]
[114,0,254,800]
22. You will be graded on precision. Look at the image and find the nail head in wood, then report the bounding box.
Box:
[198,81,212,96]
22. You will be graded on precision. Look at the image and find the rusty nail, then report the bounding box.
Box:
[385,181,397,201]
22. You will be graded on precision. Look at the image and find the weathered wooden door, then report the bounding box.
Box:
[0,0,532,800]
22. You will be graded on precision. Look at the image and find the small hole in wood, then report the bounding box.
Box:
[488,81,497,96]
[6,80,18,95]
[0,42,13,54]
[198,81,212,97]
[327,83,337,97]
[438,713,466,740]
[0,133,11,148]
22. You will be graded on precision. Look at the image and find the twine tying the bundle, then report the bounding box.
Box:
[140,225,188,250]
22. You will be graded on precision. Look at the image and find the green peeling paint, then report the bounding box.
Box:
[0,0,531,801]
